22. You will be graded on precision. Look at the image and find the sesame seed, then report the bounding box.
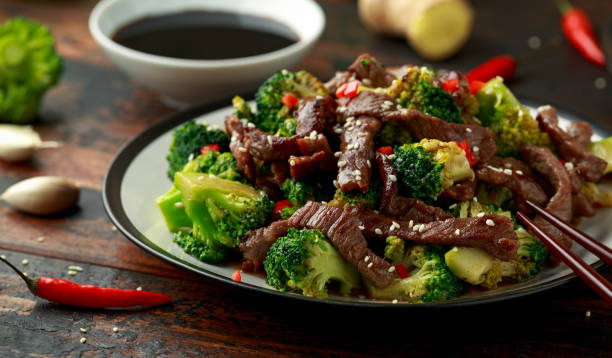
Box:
[515,170,524,175]
[174,202,183,208]
[388,266,396,272]
[333,180,339,188]
[113,327,119,333]
[374,210,379,214]
[247,122,255,128]
[449,203,457,209]
[392,299,398,304]
[80,328,87,333]
[346,116,354,122]
[383,100,393,106]
[238,147,247,152]
[396,105,403,110]
[486,219,495,227]
[356,120,362,126]
[392,221,399,228]
[136,286,142,291]
[466,128,472,133]
[23,272,28,277]
[358,225,365,230]
[346,143,354,150]
[355,175,362,181]
[267,136,273,145]
[473,146,479,153]
[409,220,414,228]
[367,262,373,268]
[473,197,478,202]
[419,225,425,232]
[477,212,485,218]
[21,259,28,265]
[337,106,347,113]
[364,256,370,262]
[354,142,360,149]
[358,132,367,137]
[289,160,296,166]
[486,165,503,173]
[197,176,205,181]
[353,169,361,175]
[413,224,420,232]
[344,122,352,128]
[316,95,323,100]
[69,265,83,272]
[0,255,6,260]
[452,247,459,252]
[594,77,607,90]
[36,237,45,242]
[388,174,397,182]
[527,35,542,49]
[503,169,513,175]
[334,127,343,134]
[389,225,395,232]
[565,162,574,171]
[338,160,346,167]
[387,154,396,160]
[454,229,461,236]
[80,337,87,344]
[111,226,117,232]
[310,130,318,137]
[334,151,342,157]
[68,270,78,276]
[586,310,592,318]
[366,160,371,168]
[375,228,383,235]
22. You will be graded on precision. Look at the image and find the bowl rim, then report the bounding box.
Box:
[88,0,326,69]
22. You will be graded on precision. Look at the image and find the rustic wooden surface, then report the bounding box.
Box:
[1,0,611,357]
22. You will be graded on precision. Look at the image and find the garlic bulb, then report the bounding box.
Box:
[1,176,80,215]
[0,125,60,162]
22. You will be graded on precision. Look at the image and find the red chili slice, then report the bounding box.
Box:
[395,264,409,279]
[281,93,299,108]
[201,143,220,154]
[465,55,516,83]
[232,270,242,282]
[454,140,477,167]
[343,80,360,98]
[335,83,348,98]
[469,80,486,94]
[442,78,459,93]
[377,146,393,155]
[274,199,292,212]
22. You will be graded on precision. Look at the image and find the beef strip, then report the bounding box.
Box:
[295,95,338,136]
[225,115,255,181]
[348,53,396,88]
[289,151,335,180]
[568,168,595,217]
[383,109,496,164]
[270,160,290,187]
[345,206,519,261]
[297,136,335,157]
[440,180,477,202]
[239,220,290,272]
[375,152,451,222]
[324,71,354,94]
[566,121,593,149]
[340,91,398,120]
[521,145,573,252]
[475,157,548,207]
[337,115,382,193]
[288,201,394,288]
[244,126,299,162]
[536,106,606,182]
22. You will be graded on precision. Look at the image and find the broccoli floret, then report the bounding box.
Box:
[387,66,463,124]
[384,236,405,264]
[367,245,464,303]
[175,172,273,248]
[448,200,510,220]
[0,17,62,123]
[263,228,361,298]
[281,178,317,207]
[232,95,254,121]
[475,77,551,157]
[166,120,229,179]
[506,228,548,281]
[329,177,382,210]
[374,122,413,147]
[173,230,228,264]
[254,70,327,136]
[393,139,474,201]
[182,150,243,182]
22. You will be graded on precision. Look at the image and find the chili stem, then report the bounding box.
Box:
[0,255,37,293]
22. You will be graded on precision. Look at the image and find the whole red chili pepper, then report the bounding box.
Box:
[558,0,606,67]
[1,256,171,308]
[465,55,517,83]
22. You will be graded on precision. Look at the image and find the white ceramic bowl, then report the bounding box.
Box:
[89,0,325,108]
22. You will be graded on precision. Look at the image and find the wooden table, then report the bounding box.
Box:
[1,0,611,357]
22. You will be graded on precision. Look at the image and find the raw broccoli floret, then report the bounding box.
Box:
[175,172,273,248]
[387,66,464,124]
[263,228,361,298]
[166,120,229,179]
[475,77,551,157]
[393,139,474,201]
[329,177,382,210]
[374,122,413,147]
[367,244,464,303]
[0,17,62,123]
[254,70,327,136]
[173,230,228,264]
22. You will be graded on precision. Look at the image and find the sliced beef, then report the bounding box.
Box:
[295,95,338,136]
[521,145,573,252]
[375,152,451,222]
[289,151,335,180]
[566,121,593,149]
[324,71,353,94]
[337,115,382,193]
[348,53,396,88]
[270,160,290,187]
[340,91,398,120]
[475,157,548,207]
[573,191,596,218]
[288,201,394,288]
[225,115,255,181]
[239,220,290,272]
[383,109,496,164]
[297,135,335,157]
[244,126,299,162]
[440,180,477,202]
[536,106,606,182]
[345,207,519,261]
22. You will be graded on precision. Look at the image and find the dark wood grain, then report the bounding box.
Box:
[0,0,611,356]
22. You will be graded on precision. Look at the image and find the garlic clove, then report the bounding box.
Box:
[0,125,61,162]
[0,176,80,215]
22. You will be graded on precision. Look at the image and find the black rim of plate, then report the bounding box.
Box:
[102,97,609,309]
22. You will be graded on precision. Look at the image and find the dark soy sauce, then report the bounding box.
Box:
[112,11,299,60]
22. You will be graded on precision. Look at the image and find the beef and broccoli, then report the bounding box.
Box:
[156,54,612,303]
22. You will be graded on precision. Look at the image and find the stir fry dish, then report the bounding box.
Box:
[157,54,612,303]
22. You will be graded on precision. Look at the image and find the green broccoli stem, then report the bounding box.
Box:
[155,186,192,232]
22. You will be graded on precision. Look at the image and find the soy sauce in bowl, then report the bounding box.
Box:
[112,11,299,60]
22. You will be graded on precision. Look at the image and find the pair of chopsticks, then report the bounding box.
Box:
[517,200,612,305]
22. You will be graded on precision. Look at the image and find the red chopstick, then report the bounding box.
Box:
[524,200,612,266]
[516,211,612,305]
